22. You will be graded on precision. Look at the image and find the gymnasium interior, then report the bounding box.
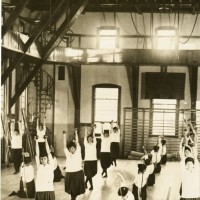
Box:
[1,0,200,199]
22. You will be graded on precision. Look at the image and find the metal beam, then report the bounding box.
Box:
[10,0,89,107]
[1,0,66,85]
[2,0,30,38]
[42,0,89,60]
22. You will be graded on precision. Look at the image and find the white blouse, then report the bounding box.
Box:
[84,138,97,161]
[64,145,83,172]
[181,160,200,198]
[35,164,54,191]
[11,133,22,149]
[134,171,149,188]
[36,126,46,142]
[151,150,161,164]
[110,130,120,143]
[20,164,34,183]
[101,136,111,152]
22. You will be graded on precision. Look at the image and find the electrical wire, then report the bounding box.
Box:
[130,12,143,36]
[179,13,199,44]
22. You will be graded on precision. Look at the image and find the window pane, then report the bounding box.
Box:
[94,87,119,123]
[152,99,176,135]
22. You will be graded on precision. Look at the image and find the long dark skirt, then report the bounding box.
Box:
[54,165,64,182]
[35,191,55,200]
[100,152,111,169]
[161,154,167,165]
[132,184,147,200]
[84,160,97,178]
[17,179,35,198]
[154,162,161,173]
[147,173,155,186]
[65,170,85,196]
[12,148,22,172]
[110,142,120,159]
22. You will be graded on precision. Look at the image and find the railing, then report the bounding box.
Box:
[123,107,200,158]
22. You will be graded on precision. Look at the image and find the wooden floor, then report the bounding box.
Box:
[1,158,185,200]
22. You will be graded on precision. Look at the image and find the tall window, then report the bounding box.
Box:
[98,27,119,49]
[93,85,120,132]
[155,26,177,50]
[152,99,177,136]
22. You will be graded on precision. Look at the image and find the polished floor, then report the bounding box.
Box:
[1,158,186,200]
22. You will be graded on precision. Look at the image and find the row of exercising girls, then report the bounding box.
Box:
[8,120,121,200]
[8,118,199,200]
[119,119,200,200]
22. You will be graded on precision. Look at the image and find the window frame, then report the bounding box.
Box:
[97,26,119,49]
[154,26,178,50]
[92,84,121,124]
[149,99,180,137]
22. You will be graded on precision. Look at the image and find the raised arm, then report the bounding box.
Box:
[45,138,53,165]
[10,121,15,137]
[179,137,184,160]
[101,122,104,138]
[36,117,39,131]
[43,117,46,132]
[74,128,80,145]
[84,126,88,144]
[117,171,127,187]
[35,137,40,166]
[63,131,67,149]
[17,120,23,135]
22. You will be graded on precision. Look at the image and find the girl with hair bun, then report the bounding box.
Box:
[132,163,149,200]
[63,129,85,200]
[100,122,112,178]
[35,137,55,200]
[8,152,35,198]
[83,125,97,190]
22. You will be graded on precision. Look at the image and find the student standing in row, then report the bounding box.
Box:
[84,125,97,190]
[100,122,112,178]
[36,117,47,156]
[50,146,65,182]
[35,137,55,200]
[64,129,85,200]
[8,152,35,198]
[132,164,149,200]
[10,120,23,174]
[110,121,120,167]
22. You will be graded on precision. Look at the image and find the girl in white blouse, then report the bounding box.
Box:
[10,120,23,174]
[35,137,55,200]
[64,129,85,200]
[8,152,35,198]
[100,122,112,178]
[84,125,97,190]
[110,121,121,167]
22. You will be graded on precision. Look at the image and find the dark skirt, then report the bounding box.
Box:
[161,154,167,165]
[84,160,97,178]
[132,184,147,200]
[54,165,64,182]
[180,198,199,200]
[100,152,111,169]
[110,142,120,159]
[17,179,35,198]
[65,170,85,196]
[154,162,161,173]
[35,191,55,200]
[147,173,155,186]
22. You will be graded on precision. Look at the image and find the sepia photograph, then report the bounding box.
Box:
[1,0,200,199]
